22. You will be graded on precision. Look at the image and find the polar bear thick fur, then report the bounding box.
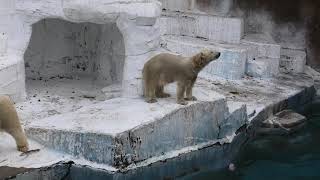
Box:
[0,95,29,152]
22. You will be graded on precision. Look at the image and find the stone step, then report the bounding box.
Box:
[25,83,247,167]
[0,79,26,102]
[159,0,233,17]
[159,0,193,12]
[280,48,306,73]
[0,56,26,101]
[241,33,281,59]
[161,35,253,79]
[160,11,244,44]
[0,59,19,86]
[246,57,280,78]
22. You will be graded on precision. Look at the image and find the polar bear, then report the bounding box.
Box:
[0,95,29,152]
[142,49,220,105]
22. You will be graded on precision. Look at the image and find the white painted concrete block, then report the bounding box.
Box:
[0,32,8,56]
[0,77,26,102]
[242,33,281,59]
[162,35,247,79]
[241,42,259,61]
[26,92,228,165]
[0,0,15,15]
[63,0,162,23]
[280,48,306,73]
[246,57,280,78]
[160,12,244,44]
[159,0,233,16]
[0,57,26,101]
[159,0,192,12]
[0,63,18,86]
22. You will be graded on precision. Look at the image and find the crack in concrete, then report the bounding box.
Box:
[61,162,74,180]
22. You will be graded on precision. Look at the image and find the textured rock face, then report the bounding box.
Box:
[160,0,320,70]
[0,33,8,56]
[158,6,284,80]
[242,33,281,59]
[160,11,244,44]
[280,48,306,73]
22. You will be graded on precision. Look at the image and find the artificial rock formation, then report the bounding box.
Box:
[0,0,317,179]
[0,0,161,101]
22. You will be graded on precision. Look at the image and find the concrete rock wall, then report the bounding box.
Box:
[158,0,320,70]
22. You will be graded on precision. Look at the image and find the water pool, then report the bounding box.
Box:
[181,104,320,180]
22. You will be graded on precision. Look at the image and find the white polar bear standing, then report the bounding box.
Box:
[0,95,29,152]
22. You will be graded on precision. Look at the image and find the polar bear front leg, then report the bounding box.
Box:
[0,95,29,152]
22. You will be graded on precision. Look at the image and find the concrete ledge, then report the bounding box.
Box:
[16,0,162,24]
[242,33,281,59]
[0,56,26,101]
[197,73,315,124]
[158,0,233,17]
[10,163,70,180]
[69,133,248,179]
[246,57,280,78]
[0,58,19,86]
[0,133,69,169]
[6,133,248,180]
[26,87,236,166]
[280,48,306,73]
[160,11,244,44]
[25,73,314,167]
[1,72,315,178]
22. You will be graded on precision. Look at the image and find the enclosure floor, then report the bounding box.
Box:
[16,78,119,126]
[2,72,315,173]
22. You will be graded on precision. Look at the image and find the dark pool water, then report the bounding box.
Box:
[181,106,320,180]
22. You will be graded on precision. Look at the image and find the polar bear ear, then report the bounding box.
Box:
[192,53,202,69]
[201,52,208,63]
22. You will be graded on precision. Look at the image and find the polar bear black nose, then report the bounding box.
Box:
[216,52,221,58]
